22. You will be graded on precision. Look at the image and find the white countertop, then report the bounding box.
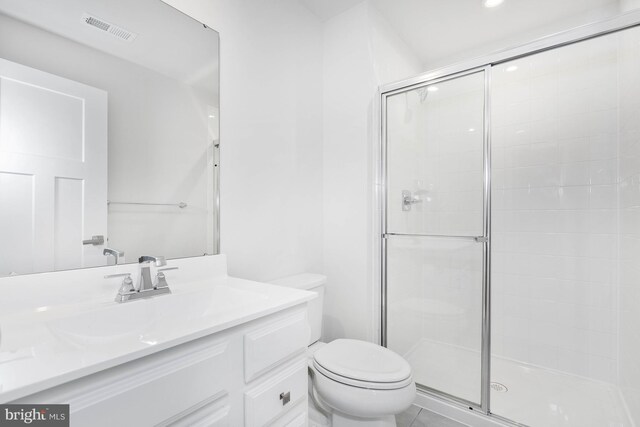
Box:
[0,255,315,403]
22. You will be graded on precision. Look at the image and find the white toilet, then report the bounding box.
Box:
[270,274,416,427]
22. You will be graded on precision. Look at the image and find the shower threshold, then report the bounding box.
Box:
[404,339,631,427]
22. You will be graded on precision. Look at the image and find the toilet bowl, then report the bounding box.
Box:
[270,274,416,427]
[309,339,416,426]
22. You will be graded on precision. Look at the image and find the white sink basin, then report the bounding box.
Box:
[47,303,155,348]
[44,283,272,348]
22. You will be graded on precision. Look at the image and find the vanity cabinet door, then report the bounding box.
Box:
[20,338,236,427]
[71,340,232,427]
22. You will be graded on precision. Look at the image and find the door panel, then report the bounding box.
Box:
[384,70,487,406]
[386,235,483,403]
[0,58,107,275]
[0,77,84,160]
[0,172,34,273]
[386,72,485,237]
[54,177,84,271]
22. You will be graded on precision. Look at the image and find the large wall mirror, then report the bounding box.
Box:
[0,0,219,277]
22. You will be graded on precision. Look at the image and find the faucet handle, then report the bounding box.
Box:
[154,267,178,289]
[118,276,136,294]
[104,273,136,295]
[104,272,132,279]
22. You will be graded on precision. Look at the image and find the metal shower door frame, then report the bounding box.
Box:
[380,65,492,413]
[378,8,640,423]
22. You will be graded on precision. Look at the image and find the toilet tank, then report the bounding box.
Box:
[269,274,326,345]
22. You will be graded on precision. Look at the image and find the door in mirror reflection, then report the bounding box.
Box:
[0,58,107,276]
[0,0,220,276]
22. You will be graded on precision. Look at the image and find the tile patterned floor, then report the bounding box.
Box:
[396,406,469,427]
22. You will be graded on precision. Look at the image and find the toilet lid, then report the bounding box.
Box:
[313,339,412,388]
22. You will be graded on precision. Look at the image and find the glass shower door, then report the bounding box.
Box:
[384,70,487,405]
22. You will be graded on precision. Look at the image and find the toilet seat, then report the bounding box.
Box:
[312,339,413,390]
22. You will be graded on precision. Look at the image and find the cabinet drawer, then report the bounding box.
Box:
[162,395,231,427]
[66,340,232,427]
[244,360,307,427]
[244,309,309,382]
[269,401,307,427]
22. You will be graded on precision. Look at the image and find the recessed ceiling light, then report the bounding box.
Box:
[506,65,518,72]
[427,86,439,92]
[483,0,504,8]
[468,128,476,132]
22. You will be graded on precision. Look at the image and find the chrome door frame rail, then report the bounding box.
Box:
[384,233,487,241]
[380,9,640,95]
[480,64,492,415]
[378,8,640,424]
[381,64,489,413]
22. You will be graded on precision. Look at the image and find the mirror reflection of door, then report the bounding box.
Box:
[0,0,219,277]
[0,58,108,276]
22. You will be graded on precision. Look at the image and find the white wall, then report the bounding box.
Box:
[321,2,421,341]
[621,0,640,12]
[164,0,420,343]
[162,0,324,281]
[421,3,622,71]
[0,13,213,265]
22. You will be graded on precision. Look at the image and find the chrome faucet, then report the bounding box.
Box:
[138,255,166,291]
[104,255,177,303]
[103,247,124,264]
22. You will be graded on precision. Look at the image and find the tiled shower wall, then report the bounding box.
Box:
[491,35,620,382]
[618,27,640,422]
[388,26,640,398]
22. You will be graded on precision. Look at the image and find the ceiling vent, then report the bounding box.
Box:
[82,13,137,42]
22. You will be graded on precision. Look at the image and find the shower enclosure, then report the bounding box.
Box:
[381,16,640,427]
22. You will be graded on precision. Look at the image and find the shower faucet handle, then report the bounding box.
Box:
[402,190,422,211]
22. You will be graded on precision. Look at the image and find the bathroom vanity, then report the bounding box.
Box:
[0,255,314,426]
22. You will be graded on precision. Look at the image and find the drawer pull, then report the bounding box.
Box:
[279,391,291,405]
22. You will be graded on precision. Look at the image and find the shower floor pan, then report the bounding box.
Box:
[404,339,631,427]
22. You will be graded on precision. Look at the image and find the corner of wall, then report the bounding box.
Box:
[320,0,422,343]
